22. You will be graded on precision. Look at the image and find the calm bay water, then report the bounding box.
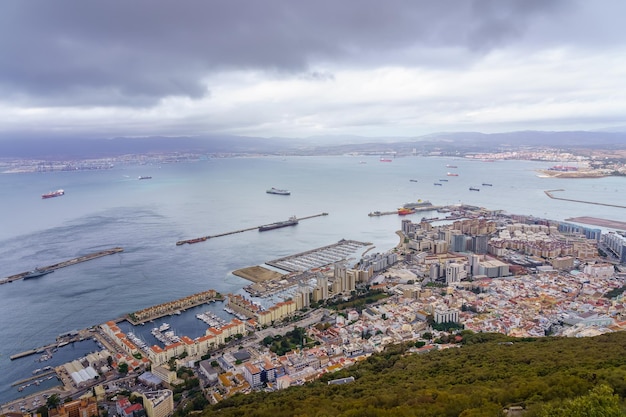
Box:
[1,155,625,404]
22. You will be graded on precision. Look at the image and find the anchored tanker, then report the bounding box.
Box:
[42,189,64,199]
[259,216,299,232]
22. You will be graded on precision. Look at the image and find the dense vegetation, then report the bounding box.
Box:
[205,331,626,416]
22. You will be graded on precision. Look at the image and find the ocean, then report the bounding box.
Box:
[1,155,625,405]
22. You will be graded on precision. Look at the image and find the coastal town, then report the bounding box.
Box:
[4,202,626,417]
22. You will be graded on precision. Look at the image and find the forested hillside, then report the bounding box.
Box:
[205,332,626,416]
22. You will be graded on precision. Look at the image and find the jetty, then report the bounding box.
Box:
[368,206,441,217]
[544,189,626,209]
[0,247,124,285]
[176,213,329,246]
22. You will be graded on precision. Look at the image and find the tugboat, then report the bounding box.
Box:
[397,208,416,215]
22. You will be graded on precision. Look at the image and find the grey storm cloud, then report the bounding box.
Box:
[0,0,571,107]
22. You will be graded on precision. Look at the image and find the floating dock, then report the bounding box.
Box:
[176,213,329,246]
[0,247,124,286]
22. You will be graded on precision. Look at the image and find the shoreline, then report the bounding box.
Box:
[535,169,612,179]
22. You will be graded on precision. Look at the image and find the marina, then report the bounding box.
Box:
[0,248,124,286]
[175,212,329,245]
[265,239,371,273]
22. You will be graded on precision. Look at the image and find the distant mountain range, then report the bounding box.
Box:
[1,130,625,159]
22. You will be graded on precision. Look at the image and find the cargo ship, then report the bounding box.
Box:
[446,172,459,177]
[138,176,152,180]
[469,187,480,191]
[403,200,433,209]
[266,187,291,195]
[482,183,493,186]
[446,164,458,168]
[259,216,298,231]
[379,158,392,162]
[41,189,64,199]
[23,268,54,280]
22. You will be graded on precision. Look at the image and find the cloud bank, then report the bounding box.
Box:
[1,0,625,139]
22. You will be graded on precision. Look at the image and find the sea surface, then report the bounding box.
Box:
[1,155,625,405]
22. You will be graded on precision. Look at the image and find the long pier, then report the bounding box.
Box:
[544,189,626,209]
[176,213,329,246]
[0,247,124,285]
[11,371,56,387]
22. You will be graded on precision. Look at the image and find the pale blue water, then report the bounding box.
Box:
[1,155,625,404]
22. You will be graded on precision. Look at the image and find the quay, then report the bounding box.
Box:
[9,349,37,360]
[11,371,55,387]
[10,329,95,361]
[545,189,626,209]
[369,206,442,217]
[0,247,124,286]
[176,212,329,246]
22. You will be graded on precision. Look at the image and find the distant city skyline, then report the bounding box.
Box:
[1,1,626,140]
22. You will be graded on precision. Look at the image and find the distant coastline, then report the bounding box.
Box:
[535,169,612,179]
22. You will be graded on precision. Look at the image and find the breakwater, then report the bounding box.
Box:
[0,247,124,285]
[176,212,329,245]
[544,189,626,209]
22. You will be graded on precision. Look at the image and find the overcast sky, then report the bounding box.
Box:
[1,0,625,140]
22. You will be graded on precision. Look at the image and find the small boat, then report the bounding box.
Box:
[434,183,442,186]
[266,187,290,195]
[446,172,459,177]
[409,179,418,182]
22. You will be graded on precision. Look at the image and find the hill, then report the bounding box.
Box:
[203,332,626,416]
[2,130,626,160]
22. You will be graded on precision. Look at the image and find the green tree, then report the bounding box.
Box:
[46,394,61,409]
[118,362,129,374]
[537,385,622,417]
